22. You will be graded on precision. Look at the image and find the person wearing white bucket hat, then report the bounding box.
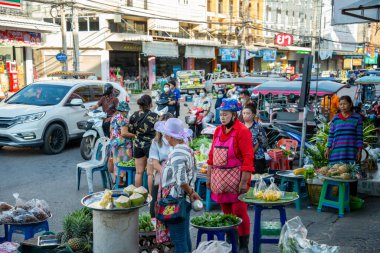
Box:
[155,118,201,253]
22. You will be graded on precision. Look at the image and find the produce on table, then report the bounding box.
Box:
[293,168,305,175]
[139,212,155,232]
[118,159,136,167]
[129,193,146,207]
[99,190,112,208]
[134,186,148,199]
[317,163,360,180]
[190,136,212,150]
[262,190,282,201]
[191,213,241,227]
[251,173,270,180]
[123,184,137,195]
[114,196,131,208]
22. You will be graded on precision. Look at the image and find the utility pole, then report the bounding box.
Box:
[311,0,319,69]
[60,5,68,71]
[239,0,248,74]
[72,2,80,72]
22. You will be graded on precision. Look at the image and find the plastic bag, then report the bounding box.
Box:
[0,202,13,212]
[253,177,268,199]
[279,216,340,253]
[263,178,282,201]
[193,240,231,253]
[29,207,49,221]
[35,199,51,216]
[0,242,19,253]
[13,193,28,210]
[0,211,14,224]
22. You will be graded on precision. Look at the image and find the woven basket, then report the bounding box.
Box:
[307,182,338,206]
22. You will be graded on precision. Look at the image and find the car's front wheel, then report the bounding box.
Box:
[42,124,67,155]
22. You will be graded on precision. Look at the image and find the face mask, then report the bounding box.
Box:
[225,117,235,129]
[217,94,224,99]
[240,98,246,104]
[164,87,170,92]
[163,137,169,145]
[199,93,205,98]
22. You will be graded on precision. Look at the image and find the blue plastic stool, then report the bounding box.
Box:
[252,205,287,253]
[196,228,238,253]
[115,164,148,190]
[279,177,308,210]
[4,220,49,241]
[195,177,216,211]
[317,179,350,218]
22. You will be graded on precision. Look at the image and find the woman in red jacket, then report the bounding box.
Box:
[206,98,254,253]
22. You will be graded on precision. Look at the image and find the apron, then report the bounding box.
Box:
[211,129,242,203]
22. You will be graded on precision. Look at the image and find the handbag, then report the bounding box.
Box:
[156,196,187,223]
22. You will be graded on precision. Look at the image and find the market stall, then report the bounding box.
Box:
[176,70,205,94]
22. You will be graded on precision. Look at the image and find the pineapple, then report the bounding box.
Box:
[56,231,64,243]
[68,238,84,251]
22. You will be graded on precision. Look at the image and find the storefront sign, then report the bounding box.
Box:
[0,30,41,46]
[220,48,240,62]
[147,19,179,33]
[366,46,376,58]
[274,33,293,46]
[0,0,21,9]
[296,50,309,54]
[352,58,362,66]
[262,49,277,62]
[246,50,261,60]
[364,52,378,64]
[56,53,67,62]
[0,61,4,73]
[343,58,352,69]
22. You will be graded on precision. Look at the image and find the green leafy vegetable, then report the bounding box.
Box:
[191,213,240,227]
[119,159,136,167]
[138,212,155,232]
[190,136,212,150]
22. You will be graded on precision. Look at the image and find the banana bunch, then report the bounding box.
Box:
[254,190,264,199]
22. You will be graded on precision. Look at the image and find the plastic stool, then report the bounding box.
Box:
[115,164,148,190]
[196,228,238,253]
[4,220,49,241]
[317,179,350,218]
[252,205,287,253]
[279,177,308,210]
[195,177,216,211]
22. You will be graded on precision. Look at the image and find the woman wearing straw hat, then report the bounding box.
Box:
[206,98,254,253]
[155,118,202,253]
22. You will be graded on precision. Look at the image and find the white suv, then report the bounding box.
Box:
[0,80,127,154]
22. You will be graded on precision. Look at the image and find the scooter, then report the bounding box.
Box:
[184,104,204,138]
[154,98,170,116]
[79,109,107,160]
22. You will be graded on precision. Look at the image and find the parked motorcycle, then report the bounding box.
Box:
[184,104,204,138]
[79,109,107,160]
[154,98,170,116]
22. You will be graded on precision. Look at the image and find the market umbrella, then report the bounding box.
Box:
[355,76,380,85]
[252,81,348,96]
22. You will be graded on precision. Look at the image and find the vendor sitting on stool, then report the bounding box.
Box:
[206,98,254,253]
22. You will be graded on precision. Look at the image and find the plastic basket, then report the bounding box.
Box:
[261,221,282,236]
[350,196,364,210]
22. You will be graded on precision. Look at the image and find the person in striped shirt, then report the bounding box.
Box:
[325,95,363,164]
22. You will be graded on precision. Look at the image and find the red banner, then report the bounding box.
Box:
[0,30,41,46]
[274,33,294,47]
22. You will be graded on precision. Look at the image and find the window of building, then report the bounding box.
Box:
[89,17,100,31]
[144,0,148,9]
[135,22,146,33]
[207,0,212,12]
[126,0,133,7]
[43,18,53,23]
[79,17,88,31]
[66,18,72,31]
[108,20,127,33]
[179,0,188,4]
[218,0,223,14]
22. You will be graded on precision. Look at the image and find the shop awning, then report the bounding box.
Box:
[185,45,215,59]
[177,38,221,47]
[106,33,153,43]
[142,41,178,58]
[275,46,312,52]
[342,0,380,23]
[0,16,60,33]
[333,51,364,56]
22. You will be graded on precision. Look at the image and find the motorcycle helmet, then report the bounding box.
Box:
[103,83,114,96]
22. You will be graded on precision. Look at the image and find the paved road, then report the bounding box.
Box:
[1,90,380,252]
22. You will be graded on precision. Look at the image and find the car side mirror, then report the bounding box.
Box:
[70,98,84,106]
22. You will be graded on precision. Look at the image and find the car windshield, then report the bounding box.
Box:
[6,84,71,106]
